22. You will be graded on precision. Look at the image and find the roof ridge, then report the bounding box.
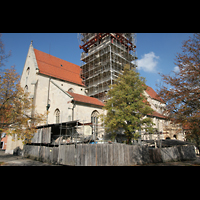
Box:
[34,48,78,64]
[67,91,105,107]
[145,86,164,103]
[147,110,166,119]
[36,58,81,76]
[34,49,81,75]
[33,48,84,86]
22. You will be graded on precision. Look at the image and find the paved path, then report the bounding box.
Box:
[0,149,57,166]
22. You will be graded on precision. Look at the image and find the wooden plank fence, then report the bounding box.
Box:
[23,145,58,164]
[23,143,150,166]
[23,143,196,166]
[149,145,196,163]
[31,127,51,144]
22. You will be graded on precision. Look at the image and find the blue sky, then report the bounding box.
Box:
[1,33,193,92]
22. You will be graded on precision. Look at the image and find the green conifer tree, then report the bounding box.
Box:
[102,64,154,144]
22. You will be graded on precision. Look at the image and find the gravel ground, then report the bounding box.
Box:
[0,149,57,166]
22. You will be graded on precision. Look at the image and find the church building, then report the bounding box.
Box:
[5,38,183,153]
[5,42,105,153]
[20,41,104,125]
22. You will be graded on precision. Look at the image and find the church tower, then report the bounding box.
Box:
[78,33,137,102]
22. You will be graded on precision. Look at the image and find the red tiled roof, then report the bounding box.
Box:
[145,86,165,103]
[148,111,166,119]
[68,92,105,107]
[34,49,84,86]
[183,124,191,130]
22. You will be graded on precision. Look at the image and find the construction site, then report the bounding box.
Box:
[78,33,137,102]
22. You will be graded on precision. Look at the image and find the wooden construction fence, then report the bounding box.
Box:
[149,145,196,163]
[31,127,51,144]
[23,143,196,166]
[23,145,58,164]
[23,143,150,166]
[58,143,150,166]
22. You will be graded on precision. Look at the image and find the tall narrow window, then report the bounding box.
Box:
[91,110,99,135]
[26,67,30,76]
[24,85,28,93]
[55,109,60,123]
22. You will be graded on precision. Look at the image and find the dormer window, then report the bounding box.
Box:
[68,88,74,93]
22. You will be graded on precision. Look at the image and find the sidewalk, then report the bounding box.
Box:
[0,149,56,166]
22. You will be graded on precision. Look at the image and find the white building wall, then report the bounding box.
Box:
[5,135,23,154]
[73,103,103,122]
[33,74,49,117]
[51,78,86,95]
[20,42,38,97]
[47,80,73,124]
[143,90,166,115]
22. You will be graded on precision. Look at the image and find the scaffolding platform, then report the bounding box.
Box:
[78,33,137,101]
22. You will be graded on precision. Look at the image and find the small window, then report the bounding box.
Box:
[26,67,30,76]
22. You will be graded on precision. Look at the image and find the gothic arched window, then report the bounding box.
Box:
[91,110,99,135]
[24,85,28,93]
[55,109,60,123]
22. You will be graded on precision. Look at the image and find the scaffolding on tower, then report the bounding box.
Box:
[78,33,137,102]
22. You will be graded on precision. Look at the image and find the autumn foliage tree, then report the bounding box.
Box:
[0,34,45,144]
[158,33,200,150]
[0,66,46,143]
[102,64,154,144]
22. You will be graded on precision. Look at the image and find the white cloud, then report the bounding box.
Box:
[136,52,159,73]
[173,66,180,73]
